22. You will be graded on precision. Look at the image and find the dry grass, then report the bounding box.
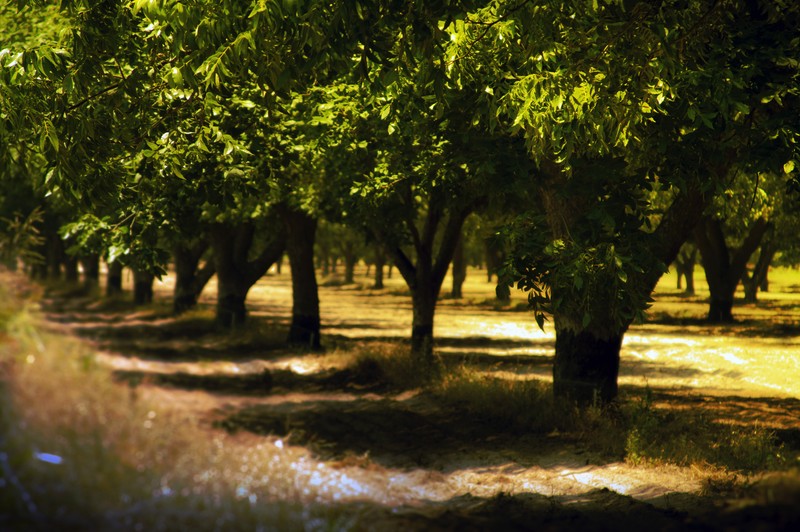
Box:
[0,271,333,530]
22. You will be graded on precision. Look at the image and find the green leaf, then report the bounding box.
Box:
[784,160,796,174]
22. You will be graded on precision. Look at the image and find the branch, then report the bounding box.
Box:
[449,0,534,65]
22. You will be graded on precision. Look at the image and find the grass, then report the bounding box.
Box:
[3,265,799,528]
[345,348,788,472]
[621,389,786,471]
[0,271,336,530]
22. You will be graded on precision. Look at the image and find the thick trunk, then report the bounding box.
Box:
[373,249,385,289]
[411,286,436,367]
[707,298,734,322]
[216,286,248,327]
[173,241,215,314]
[553,326,623,406]
[450,232,467,299]
[106,261,123,296]
[283,209,321,349]
[132,269,154,305]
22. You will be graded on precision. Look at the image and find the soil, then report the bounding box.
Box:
[36,268,800,531]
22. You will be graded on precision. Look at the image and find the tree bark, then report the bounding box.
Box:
[376,195,473,368]
[46,232,64,280]
[411,280,437,368]
[81,254,100,290]
[133,269,154,305]
[106,261,123,296]
[549,168,711,406]
[674,246,697,295]
[373,248,385,289]
[64,255,79,283]
[173,240,215,314]
[553,324,623,406]
[282,208,321,348]
[742,235,776,303]
[695,217,770,322]
[210,222,286,328]
[343,247,357,284]
[450,231,467,299]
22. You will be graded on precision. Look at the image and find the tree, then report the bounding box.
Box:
[695,215,771,321]
[450,0,800,404]
[674,242,698,295]
[694,170,784,320]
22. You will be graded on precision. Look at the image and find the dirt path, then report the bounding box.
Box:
[38,270,800,530]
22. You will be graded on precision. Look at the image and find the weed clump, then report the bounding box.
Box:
[347,343,438,389]
[432,368,559,433]
[622,389,786,471]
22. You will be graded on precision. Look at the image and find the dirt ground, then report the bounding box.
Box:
[38,266,800,530]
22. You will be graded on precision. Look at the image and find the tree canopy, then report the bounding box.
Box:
[2,0,799,405]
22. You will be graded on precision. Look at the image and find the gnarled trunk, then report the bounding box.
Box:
[282,208,321,349]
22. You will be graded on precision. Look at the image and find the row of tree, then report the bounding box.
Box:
[1,0,799,407]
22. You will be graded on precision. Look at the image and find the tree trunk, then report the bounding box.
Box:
[674,246,697,295]
[373,249,385,289]
[707,298,734,322]
[64,255,79,283]
[411,285,436,367]
[133,269,154,305]
[695,217,770,322]
[46,233,64,280]
[450,231,467,299]
[553,325,622,406]
[343,249,357,284]
[742,235,776,303]
[375,198,472,371]
[210,222,286,328]
[106,261,123,296]
[81,254,100,290]
[283,208,321,349]
[173,240,215,314]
